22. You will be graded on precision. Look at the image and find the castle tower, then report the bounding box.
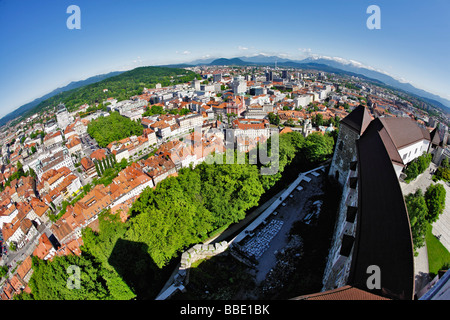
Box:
[329,105,372,186]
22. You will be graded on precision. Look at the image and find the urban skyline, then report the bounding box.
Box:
[0,0,449,119]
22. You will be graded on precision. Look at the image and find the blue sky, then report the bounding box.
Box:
[0,0,449,118]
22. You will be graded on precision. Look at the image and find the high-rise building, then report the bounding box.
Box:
[213,73,222,83]
[265,70,273,82]
[231,75,247,94]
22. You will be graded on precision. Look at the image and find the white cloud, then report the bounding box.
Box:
[176,50,191,55]
[238,46,249,51]
[298,48,312,53]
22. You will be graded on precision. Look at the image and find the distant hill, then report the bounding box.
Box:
[209,58,250,66]
[2,66,198,127]
[0,71,123,127]
[203,55,450,114]
[238,54,292,64]
[298,57,450,112]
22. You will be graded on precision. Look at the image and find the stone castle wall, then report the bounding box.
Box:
[180,241,229,270]
[328,123,359,186]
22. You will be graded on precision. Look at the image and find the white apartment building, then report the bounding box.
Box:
[56,104,74,131]
[231,76,247,95]
[294,94,314,108]
[176,113,203,133]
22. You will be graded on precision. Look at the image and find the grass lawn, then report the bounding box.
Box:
[426,223,450,278]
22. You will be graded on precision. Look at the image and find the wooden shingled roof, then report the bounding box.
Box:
[340,105,372,136]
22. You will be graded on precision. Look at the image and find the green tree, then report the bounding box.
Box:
[198,160,264,229]
[87,112,144,148]
[417,153,432,173]
[81,211,137,299]
[302,132,334,164]
[434,166,450,182]
[95,161,101,177]
[268,112,280,126]
[25,255,116,300]
[442,158,450,169]
[314,113,324,127]
[143,105,165,116]
[405,161,419,182]
[405,189,429,255]
[97,160,104,176]
[127,171,215,268]
[102,158,109,171]
[425,183,446,223]
[0,265,8,279]
[27,168,37,179]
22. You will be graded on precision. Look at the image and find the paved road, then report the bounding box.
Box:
[1,221,52,271]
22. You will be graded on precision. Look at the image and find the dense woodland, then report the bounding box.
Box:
[87,111,144,148]
[15,130,336,300]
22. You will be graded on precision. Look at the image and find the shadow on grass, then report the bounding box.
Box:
[108,238,176,299]
[170,251,257,300]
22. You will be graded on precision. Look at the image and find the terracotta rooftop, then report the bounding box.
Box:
[292,285,390,300]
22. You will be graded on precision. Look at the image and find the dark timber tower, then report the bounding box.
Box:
[329,105,372,186]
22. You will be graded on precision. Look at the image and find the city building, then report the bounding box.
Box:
[231,76,247,95]
[56,103,74,131]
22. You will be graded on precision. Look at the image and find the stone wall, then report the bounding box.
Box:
[329,123,359,186]
[155,241,229,300]
[180,241,229,270]
[322,161,358,291]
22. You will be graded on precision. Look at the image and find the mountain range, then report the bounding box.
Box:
[2,54,449,127]
[187,54,450,113]
[0,71,123,127]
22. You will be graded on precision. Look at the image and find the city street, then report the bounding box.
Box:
[0,221,53,272]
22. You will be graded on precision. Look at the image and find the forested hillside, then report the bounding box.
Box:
[14,66,199,122]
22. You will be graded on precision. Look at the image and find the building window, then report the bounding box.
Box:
[403,153,407,160]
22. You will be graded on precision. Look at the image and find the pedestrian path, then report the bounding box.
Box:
[399,162,450,297]
[400,163,450,252]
